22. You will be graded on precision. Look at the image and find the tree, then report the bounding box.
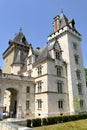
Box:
[84,68,87,87]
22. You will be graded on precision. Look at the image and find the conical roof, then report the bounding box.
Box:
[12,31,29,46]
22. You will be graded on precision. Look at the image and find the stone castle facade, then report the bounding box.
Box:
[0,12,87,118]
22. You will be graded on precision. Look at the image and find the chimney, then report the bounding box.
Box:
[53,15,60,32]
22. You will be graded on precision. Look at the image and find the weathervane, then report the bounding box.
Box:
[61,8,63,13]
[20,27,22,32]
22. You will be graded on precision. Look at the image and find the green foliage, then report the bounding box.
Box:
[27,119,31,127]
[47,117,58,125]
[42,118,47,125]
[32,118,41,127]
[84,68,87,80]
[57,116,63,123]
[27,113,87,128]
[84,68,87,86]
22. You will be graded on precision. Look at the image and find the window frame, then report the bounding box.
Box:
[78,84,82,95]
[58,100,63,109]
[76,70,81,80]
[55,51,60,60]
[26,100,30,110]
[37,66,42,76]
[37,81,42,93]
[79,99,84,108]
[74,54,79,64]
[57,82,63,93]
[56,66,62,77]
[37,99,42,109]
[26,86,30,93]
[73,43,77,50]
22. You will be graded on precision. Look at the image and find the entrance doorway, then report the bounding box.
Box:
[3,88,18,118]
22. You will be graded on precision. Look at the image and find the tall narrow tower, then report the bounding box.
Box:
[48,12,87,114]
[2,31,30,75]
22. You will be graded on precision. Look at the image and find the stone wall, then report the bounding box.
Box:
[0,121,32,130]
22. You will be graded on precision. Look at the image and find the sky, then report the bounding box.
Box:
[0,0,87,68]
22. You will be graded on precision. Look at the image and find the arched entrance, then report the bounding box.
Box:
[3,88,18,118]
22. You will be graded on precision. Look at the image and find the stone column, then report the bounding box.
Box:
[0,89,5,120]
[16,89,22,118]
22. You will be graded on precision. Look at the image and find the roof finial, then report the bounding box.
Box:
[61,8,63,14]
[19,27,22,32]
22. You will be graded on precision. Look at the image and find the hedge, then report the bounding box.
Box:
[32,118,41,127]
[27,119,31,127]
[47,116,58,125]
[27,113,87,128]
[42,118,47,125]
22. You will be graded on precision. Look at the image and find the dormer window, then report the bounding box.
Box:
[55,51,60,60]
[22,36,26,44]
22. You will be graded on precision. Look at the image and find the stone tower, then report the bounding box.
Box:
[48,12,87,114]
[2,31,30,75]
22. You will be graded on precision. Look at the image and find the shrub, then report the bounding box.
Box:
[27,113,87,127]
[47,117,58,125]
[27,119,31,127]
[42,118,47,125]
[62,116,70,122]
[32,118,41,127]
[57,116,63,123]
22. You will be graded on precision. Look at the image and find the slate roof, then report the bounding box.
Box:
[34,40,61,62]
[59,13,69,29]
[52,12,80,35]
[33,44,52,62]
[36,44,51,61]
[12,31,30,46]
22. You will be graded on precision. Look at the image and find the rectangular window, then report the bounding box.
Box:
[55,52,60,60]
[74,55,79,64]
[76,70,81,80]
[26,86,30,93]
[26,100,30,109]
[58,100,63,109]
[78,84,82,95]
[37,99,42,109]
[57,82,63,93]
[57,66,62,77]
[80,99,83,108]
[37,81,42,93]
[73,43,77,50]
[37,66,42,76]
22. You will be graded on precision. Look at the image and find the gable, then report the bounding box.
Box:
[54,40,61,52]
[28,47,33,57]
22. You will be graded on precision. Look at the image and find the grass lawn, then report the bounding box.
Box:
[33,119,87,130]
